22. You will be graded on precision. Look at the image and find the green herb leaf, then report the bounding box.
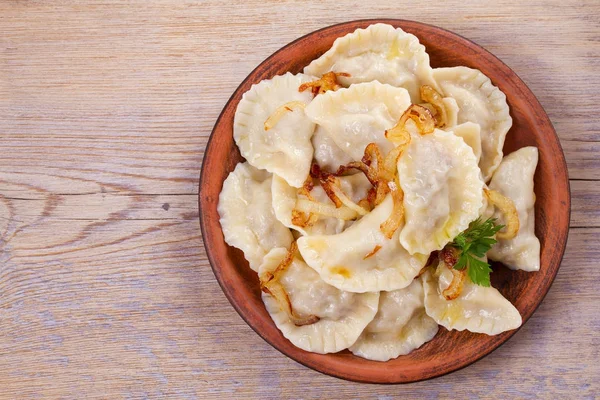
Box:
[450,217,504,287]
[454,255,468,271]
[466,255,492,287]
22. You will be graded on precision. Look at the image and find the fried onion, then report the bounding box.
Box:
[383,138,410,178]
[336,141,405,209]
[484,188,520,240]
[260,242,320,326]
[417,251,440,278]
[420,85,448,128]
[336,143,382,185]
[357,197,373,212]
[329,178,369,216]
[385,104,436,142]
[439,246,465,301]
[310,164,369,215]
[298,72,351,96]
[295,199,358,220]
[297,165,367,222]
[318,174,343,208]
[380,177,405,239]
[363,245,382,260]
[297,176,315,200]
[264,101,306,131]
[291,209,319,228]
[333,140,410,236]
[292,177,319,228]
[442,268,466,301]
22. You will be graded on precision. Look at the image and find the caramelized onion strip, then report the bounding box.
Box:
[292,177,318,228]
[328,178,369,216]
[298,72,351,96]
[318,175,343,208]
[439,247,465,301]
[484,188,520,240]
[363,245,382,260]
[264,101,306,131]
[442,268,466,301]
[382,139,411,180]
[420,85,448,128]
[259,242,320,326]
[291,209,318,228]
[294,199,358,220]
[380,177,405,239]
[385,104,436,142]
[417,251,440,278]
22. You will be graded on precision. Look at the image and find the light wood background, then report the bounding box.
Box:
[1,1,598,398]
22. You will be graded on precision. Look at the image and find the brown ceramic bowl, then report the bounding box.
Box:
[199,19,570,383]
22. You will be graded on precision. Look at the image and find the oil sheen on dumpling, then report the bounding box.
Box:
[304,81,411,160]
[423,261,521,335]
[233,72,316,188]
[311,126,354,171]
[349,278,438,361]
[452,122,482,163]
[217,162,293,271]
[272,173,371,236]
[304,23,438,102]
[487,147,540,271]
[432,66,512,181]
[297,195,429,293]
[259,248,379,354]
[398,129,484,255]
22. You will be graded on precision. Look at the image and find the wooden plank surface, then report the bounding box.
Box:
[1,0,598,398]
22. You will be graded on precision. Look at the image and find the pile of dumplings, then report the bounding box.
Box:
[217,24,541,361]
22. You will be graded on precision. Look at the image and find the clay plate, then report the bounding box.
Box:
[199,19,570,383]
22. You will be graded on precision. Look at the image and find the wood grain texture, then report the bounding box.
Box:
[0,0,598,397]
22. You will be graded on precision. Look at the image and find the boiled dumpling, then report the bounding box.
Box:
[441,97,459,129]
[311,126,354,171]
[259,248,379,354]
[452,122,482,163]
[398,129,484,255]
[297,195,428,293]
[304,81,411,160]
[304,23,438,102]
[487,147,540,271]
[218,162,293,271]
[349,278,438,361]
[234,72,316,188]
[272,173,371,236]
[423,261,522,335]
[432,66,512,181]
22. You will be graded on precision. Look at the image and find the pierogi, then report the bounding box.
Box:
[217,23,540,361]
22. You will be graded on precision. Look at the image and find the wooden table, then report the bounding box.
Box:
[1,1,598,398]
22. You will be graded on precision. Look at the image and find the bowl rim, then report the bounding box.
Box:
[199,18,571,383]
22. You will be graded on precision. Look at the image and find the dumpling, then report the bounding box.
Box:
[349,278,439,361]
[297,194,429,293]
[311,126,354,171]
[272,173,371,236]
[233,72,316,188]
[423,261,522,335]
[218,162,293,271]
[441,97,459,129]
[432,66,512,181]
[487,147,540,271]
[259,248,379,354]
[452,122,482,163]
[304,81,411,160]
[398,129,484,255]
[304,23,438,102]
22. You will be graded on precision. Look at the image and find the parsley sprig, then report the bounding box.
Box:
[451,217,504,287]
